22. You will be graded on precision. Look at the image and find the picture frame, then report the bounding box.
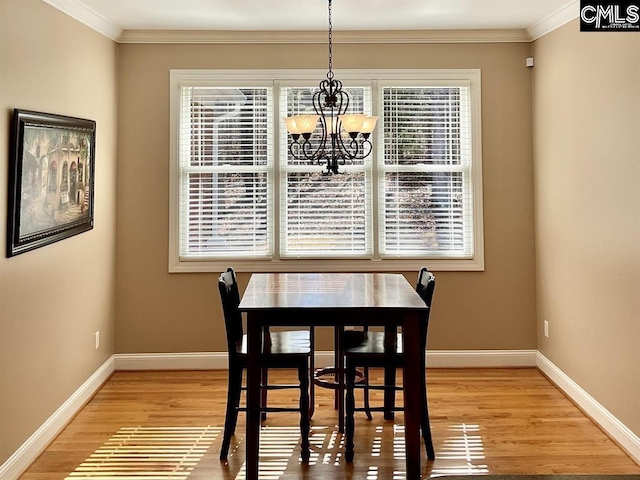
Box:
[7,109,96,257]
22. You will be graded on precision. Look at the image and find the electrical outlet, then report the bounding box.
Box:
[94,331,100,350]
[543,320,549,339]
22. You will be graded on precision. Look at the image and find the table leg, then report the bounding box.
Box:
[403,311,421,479]
[383,325,396,420]
[335,325,344,433]
[246,312,263,480]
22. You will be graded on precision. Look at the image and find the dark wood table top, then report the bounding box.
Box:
[239,272,427,312]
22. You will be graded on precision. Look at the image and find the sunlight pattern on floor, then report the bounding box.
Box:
[430,423,489,476]
[360,424,421,479]
[393,424,406,460]
[226,422,464,479]
[310,426,344,467]
[65,426,221,479]
[234,426,306,480]
[371,425,383,457]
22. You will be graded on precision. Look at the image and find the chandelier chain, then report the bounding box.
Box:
[327,0,333,80]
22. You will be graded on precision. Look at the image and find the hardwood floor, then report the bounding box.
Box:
[20,368,640,479]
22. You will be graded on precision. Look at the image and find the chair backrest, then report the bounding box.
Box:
[415,267,436,350]
[218,267,244,355]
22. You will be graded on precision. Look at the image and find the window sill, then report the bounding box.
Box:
[169,256,484,273]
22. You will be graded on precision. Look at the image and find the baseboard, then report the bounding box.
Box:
[427,349,538,367]
[537,352,640,464]
[0,357,115,480]
[113,352,228,370]
[112,351,345,370]
[113,349,538,371]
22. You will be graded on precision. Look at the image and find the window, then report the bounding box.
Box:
[281,85,372,258]
[175,86,272,258]
[170,70,483,272]
[380,85,473,259]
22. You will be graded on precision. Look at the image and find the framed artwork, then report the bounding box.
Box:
[7,109,96,257]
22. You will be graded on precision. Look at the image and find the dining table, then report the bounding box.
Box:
[238,272,429,480]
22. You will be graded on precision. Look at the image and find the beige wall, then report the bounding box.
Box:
[0,0,118,465]
[115,42,537,354]
[532,20,640,436]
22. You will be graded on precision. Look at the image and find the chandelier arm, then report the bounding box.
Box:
[288,139,309,162]
[288,141,299,159]
[313,84,332,166]
[313,88,328,131]
[303,138,323,164]
[362,138,373,157]
[288,137,325,164]
[335,82,348,114]
[335,135,360,161]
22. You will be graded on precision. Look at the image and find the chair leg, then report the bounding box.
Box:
[421,371,435,460]
[309,327,315,419]
[334,326,343,411]
[363,366,372,420]
[220,365,242,461]
[383,325,397,420]
[336,327,345,433]
[261,367,268,422]
[298,365,311,462]
[345,358,356,462]
[383,366,396,420]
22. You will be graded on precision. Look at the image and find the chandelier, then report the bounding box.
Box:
[283,0,378,174]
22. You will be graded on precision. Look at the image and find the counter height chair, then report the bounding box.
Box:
[218,267,311,462]
[343,267,436,462]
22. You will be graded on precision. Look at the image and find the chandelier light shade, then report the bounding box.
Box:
[284,0,378,174]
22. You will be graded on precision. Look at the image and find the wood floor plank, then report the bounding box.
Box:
[19,368,640,479]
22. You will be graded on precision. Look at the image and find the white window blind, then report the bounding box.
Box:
[178,86,273,259]
[379,86,474,258]
[279,86,373,258]
[169,69,483,272]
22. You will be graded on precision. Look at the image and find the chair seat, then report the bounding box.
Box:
[237,330,311,356]
[344,331,404,356]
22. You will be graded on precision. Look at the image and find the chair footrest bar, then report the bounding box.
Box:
[352,384,403,391]
[236,406,305,413]
[261,384,305,390]
[240,384,303,391]
[354,406,404,413]
[313,367,367,390]
[260,407,303,412]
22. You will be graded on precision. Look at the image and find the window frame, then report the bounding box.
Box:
[169,69,484,273]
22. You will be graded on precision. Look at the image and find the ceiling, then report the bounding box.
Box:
[42,0,579,42]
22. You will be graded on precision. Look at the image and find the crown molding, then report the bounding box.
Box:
[40,0,578,45]
[527,0,579,41]
[118,28,531,45]
[40,0,122,41]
